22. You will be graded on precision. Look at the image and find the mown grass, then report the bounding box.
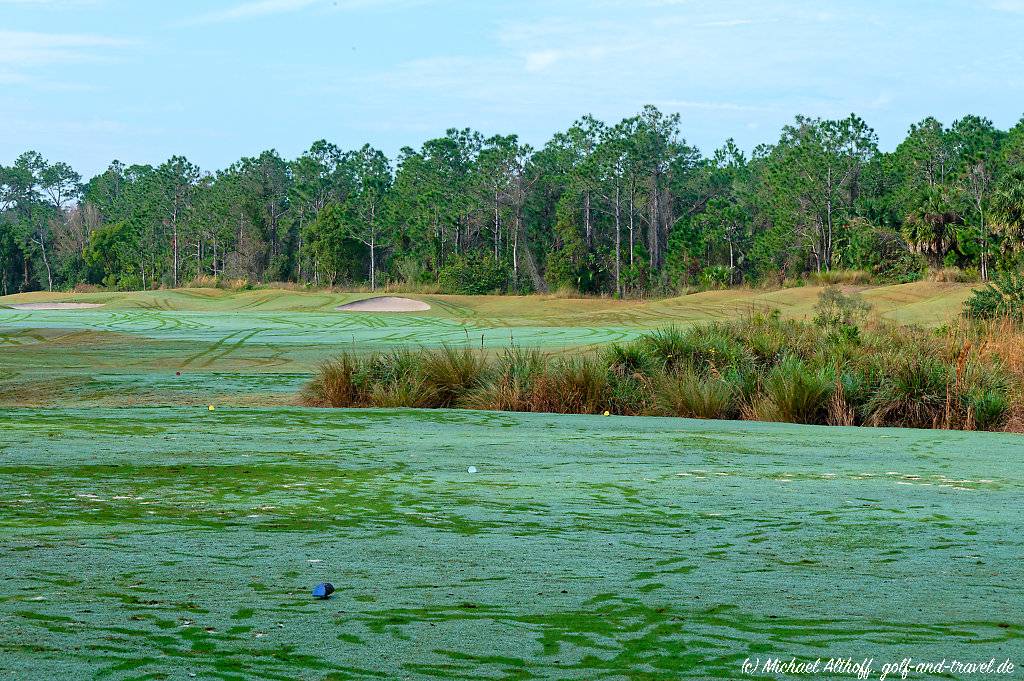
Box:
[2,279,976,327]
[4,406,1021,678]
[303,309,1019,432]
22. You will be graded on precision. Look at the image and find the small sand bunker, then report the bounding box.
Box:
[336,296,431,312]
[8,302,105,310]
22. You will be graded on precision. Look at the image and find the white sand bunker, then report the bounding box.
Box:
[336,296,431,312]
[9,302,105,310]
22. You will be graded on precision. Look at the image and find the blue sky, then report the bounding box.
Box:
[3,0,1023,177]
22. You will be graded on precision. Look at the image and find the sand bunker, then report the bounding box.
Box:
[336,296,431,312]
[8,302,105,310]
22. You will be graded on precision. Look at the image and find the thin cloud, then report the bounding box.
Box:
[524,50,561,73]
[180,0,415,26]
[0,30,135,66]
[656,99,775,113]
[0,29,133,92]
[695,18,757,27]
[0,0,104,5]
[184,0,320,25]
[987,0,1024,11]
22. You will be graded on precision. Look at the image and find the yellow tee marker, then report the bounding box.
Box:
[603,410,610,416]
[208,405,216,411]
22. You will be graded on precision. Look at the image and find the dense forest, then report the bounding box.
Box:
[3,106,1024,297]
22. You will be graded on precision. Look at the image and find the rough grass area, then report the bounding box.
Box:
[1,407,1021,679]
[302,316,1015,431]
[0,282,978,408]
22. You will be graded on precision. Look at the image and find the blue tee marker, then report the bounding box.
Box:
[312,583,335,599]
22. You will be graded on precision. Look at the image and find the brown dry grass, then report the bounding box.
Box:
[974,318,1024,432]
[928,267,980,283]
[0,376,81,407]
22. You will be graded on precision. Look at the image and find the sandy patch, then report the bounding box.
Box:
[336,296,431,312]
[8,302,105,310]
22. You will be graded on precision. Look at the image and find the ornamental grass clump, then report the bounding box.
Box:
[304,287,1019,432]
[641,325,690,373]
[601,341,657,415]
[369,376,438,408]
[462,346,547,411]
[750,356,833,424]
[301,352,367,407]
[531,356,609,414]
[420,345,490,407]
[865,356,949,428]
[656,368,737,419]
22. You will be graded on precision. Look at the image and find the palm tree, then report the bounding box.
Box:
[992,166,1024,255]
[901,184,962,268]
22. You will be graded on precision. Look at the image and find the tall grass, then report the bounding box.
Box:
[656,368,737,419]
[301,354,363,407]
[865,357,948,428]
[532,356,610,414]
[420,346,489,407]
[302,314,1018,432]
[750,357,833,424]
[807,269,872,286]
[462,347,547,411]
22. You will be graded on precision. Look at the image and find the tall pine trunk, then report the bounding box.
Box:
[614,184,621,296]
[369,236,376,291]
[584,191,591,249]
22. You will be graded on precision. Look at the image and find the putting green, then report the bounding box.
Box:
[0,408,1020,679]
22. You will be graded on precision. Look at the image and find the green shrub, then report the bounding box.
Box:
[964,388,1009,431]
[699,265,731,289]
[741,317,789,365]
[834,367,875,419]
[683,325,751,376]
[603,342,655,378]
[641,325,689,372]
[813,286,872,330]
[866,357,948,428]
[363,349,419,385]
[841,224,924,283]
[607,374,653,415]
[437,253,511,295]
[963,270,1024,322]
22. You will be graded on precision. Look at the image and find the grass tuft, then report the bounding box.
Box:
[750,356,833,424]
[421,345,489,407]
[301,353,364,407]
[656,368,736,419]
[303,289,1021,432]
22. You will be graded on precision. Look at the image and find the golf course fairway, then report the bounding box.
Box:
[0,407,1020,679]
[0,282,977,408]
[1,284,1021,679]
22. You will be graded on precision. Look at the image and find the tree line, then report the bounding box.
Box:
[2,106,1024,297]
